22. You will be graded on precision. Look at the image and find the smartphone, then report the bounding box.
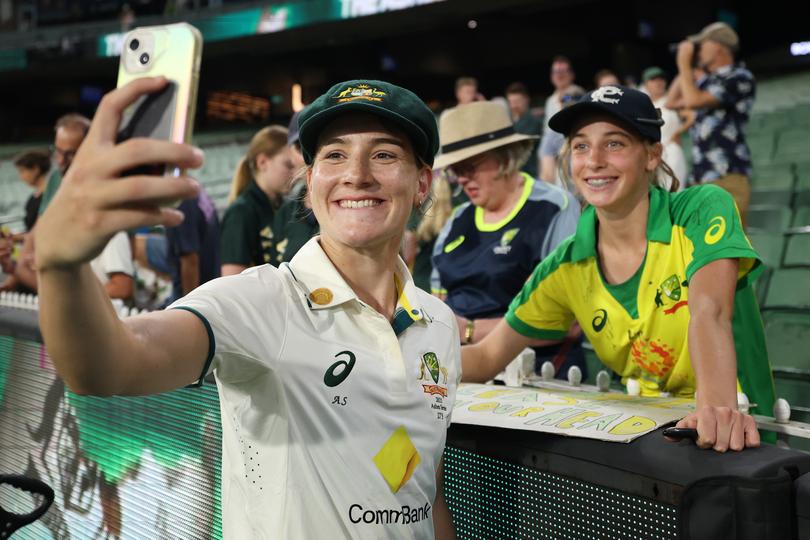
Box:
[115,23,202,184]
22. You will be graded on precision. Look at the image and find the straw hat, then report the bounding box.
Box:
[433,101,539,170]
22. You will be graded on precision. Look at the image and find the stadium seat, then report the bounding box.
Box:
[783,229,810,267]
[763,309,810,425]
[747,132,775,165]
[751,162,794,205]
[746,205,793,233]
[775,128,810,161]
[793,206,810,227]
[763,268,810,310]
[794,162,810,206]
[763,310,810,371]
[747,230,784,268]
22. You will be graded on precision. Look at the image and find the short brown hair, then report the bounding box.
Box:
[455,77,478,91]
[505,82,529,97]
[13,148,51,175]
[551,55,572,68]
[593,69,619,87]
[54,113,91,136]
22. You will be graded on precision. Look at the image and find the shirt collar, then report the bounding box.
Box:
[287,237,426,325]
[570,187,672,263]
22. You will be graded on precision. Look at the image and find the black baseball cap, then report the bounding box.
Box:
[548,85,664,142]
[297,79,439,166]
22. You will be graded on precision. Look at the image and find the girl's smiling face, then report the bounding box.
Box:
[569,115,661,213]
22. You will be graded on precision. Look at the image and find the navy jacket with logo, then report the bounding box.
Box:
[431,174,579,319]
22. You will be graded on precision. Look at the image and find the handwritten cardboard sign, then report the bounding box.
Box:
[451,383,694,443]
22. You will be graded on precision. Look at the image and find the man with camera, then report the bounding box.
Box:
[667,22,755,225]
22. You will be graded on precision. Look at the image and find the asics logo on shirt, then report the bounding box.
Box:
[704,216,726,245]
[324,350,356,387]
[592,309,608,332]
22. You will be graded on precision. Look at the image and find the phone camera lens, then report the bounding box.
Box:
[129,39,139,51]
[139,52,150,65]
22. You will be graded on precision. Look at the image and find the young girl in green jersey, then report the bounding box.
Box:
[462,85,774,454]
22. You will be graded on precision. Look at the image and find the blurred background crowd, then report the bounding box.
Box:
[0,0,808,400]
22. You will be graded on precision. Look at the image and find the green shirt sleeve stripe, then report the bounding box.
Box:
[686,247,761,284]
[171,306,215,387]
[505,311,568,340]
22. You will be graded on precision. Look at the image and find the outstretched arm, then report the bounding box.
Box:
[36,77,210,396]
[461,319,541,382]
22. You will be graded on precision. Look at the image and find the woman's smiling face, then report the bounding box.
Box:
[307,113,431,251]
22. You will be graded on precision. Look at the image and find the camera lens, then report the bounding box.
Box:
[129,39,139,51]
[139,52,150,65]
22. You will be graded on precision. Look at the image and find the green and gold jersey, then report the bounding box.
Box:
[506,185,775,414]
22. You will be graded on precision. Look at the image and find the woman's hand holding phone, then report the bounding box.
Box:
[35,77,203,273]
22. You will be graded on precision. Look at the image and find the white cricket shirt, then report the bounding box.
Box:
[171,237,461,539]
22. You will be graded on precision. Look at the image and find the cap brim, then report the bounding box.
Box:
[299,100,431,165]
[687,31,708,44]
[433,132,538,170]
[549,102,616,136]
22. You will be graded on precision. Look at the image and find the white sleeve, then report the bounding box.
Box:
[95,231,135,278]
[168,265,290,384]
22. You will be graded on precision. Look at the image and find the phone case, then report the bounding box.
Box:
[116,23,202,178]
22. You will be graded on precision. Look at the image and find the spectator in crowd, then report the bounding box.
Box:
[538,56,576,183]
[454,76,483,106]
[538,85,585,185]
[642,67,688,189]
[543,56,576,134]
[7,113,90,292]
[407,174,454,292]
[273,112,319,264]
[35,76,458,538]
[0,149,51,292]
[14,149,51,231]
[594,69,620,88]
[439,76,485,125]
[667,22,755,224]
[41,114,92,211]
[463,86,774,452]
[431,101,584,379]
[220,125,293,275]
[506,82,543,178]
[165,186,221,304]
[285,110,306,199]
[90,231,135,301]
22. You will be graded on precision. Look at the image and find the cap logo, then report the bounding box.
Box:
[591,86,624,105]
[333,83,387,103]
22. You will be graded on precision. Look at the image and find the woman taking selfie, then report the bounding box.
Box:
[462,85,774,453]
[35,77,459,538]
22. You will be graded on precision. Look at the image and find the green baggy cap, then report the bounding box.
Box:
[297,79,439,167]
